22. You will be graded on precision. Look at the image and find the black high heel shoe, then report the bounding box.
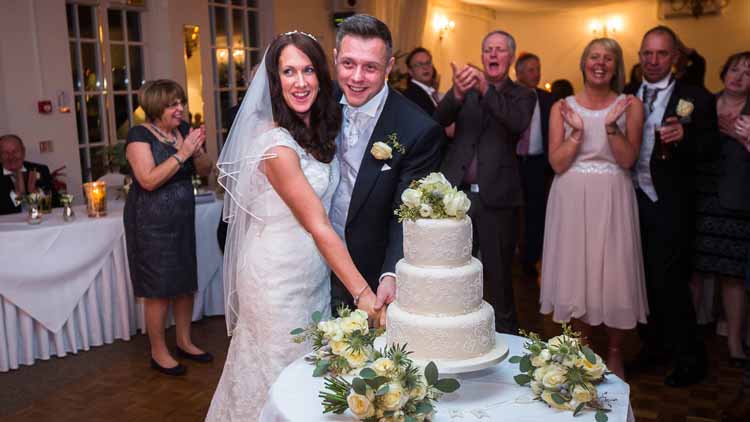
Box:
[176,346,214,363]
[150,358,187,376]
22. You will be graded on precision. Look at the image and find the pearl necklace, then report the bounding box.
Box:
[150,123,178,146]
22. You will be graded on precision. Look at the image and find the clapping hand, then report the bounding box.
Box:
[604,95,633,128]
[451,62,478,103]
[180,125,206,158]
[559,100,584,132]
[659,116,684,144]
[735,115,750,150]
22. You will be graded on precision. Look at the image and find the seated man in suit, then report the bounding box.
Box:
[0,134,53,215]
[402,47,439,116]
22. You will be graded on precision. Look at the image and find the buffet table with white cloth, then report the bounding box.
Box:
[260,334,635,422]
[0,198,224,372]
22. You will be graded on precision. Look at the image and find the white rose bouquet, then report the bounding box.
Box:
[395,172,470,222]
[509,324,612,421]
[291,307,383,376]
[319,344,460,422]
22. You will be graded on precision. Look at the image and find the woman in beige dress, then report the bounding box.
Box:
[540,38,649,379]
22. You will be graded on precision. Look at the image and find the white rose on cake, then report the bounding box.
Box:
[443,189,471,217]
[401,188,422,208]
[419,203,433,218]
[420,172,450,186]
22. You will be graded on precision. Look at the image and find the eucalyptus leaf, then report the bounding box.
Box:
[366,376,389,391]
[352,377,367,395]
[358,368,377,379]
[290,328,304,335]
[434,378,460,393]
[508,355,522,364]
[581,346,597,364]
[312,360,330,377]
[425,361,438,385]
[405,416,416,422]
[415,401,433,414]
[312,311,322,324]
[519,355,533,373]
[376,384,390,396]
[573,402,585,416]
[595,410,609,422]
[551,393,567,405]
[513,374,532,385]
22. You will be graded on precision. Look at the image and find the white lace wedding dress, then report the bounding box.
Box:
[206,127,339,421]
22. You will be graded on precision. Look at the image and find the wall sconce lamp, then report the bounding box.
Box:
[589,16,623,38]
[433,14,455,40]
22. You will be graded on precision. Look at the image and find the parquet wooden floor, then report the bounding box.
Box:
[2,272,749,421]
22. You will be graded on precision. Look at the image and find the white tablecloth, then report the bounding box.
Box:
[261,334,635,422]
[0,199,225,372]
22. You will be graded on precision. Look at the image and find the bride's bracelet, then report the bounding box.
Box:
[352,284,370,307]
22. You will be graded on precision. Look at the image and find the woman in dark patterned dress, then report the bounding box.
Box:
[124,80,213,375]
[693,52,750,366]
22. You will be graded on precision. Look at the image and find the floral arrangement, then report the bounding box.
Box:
[319,344,460,422]
[21,192,42,206]
[59,194,74,205]
[510,324,612,421]
[395,172,471,222]
[371,133,406,161]
[291,308,383,377]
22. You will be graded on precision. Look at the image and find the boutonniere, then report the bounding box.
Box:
[370,133,406,160]
[676,98,694,123]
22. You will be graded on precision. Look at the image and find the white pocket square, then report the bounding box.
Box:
[380,163,392,172]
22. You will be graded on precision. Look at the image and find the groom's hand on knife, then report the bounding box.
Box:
[374,276,396,327]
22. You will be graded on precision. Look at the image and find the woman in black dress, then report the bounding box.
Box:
[125,79,213,375]
[693,52,750,366]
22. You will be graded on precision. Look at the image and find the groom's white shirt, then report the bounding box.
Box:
[330,84,388,240]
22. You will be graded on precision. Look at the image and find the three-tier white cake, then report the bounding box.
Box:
[386,217,497,361]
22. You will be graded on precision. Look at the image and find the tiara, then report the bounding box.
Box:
[280,30,317,41]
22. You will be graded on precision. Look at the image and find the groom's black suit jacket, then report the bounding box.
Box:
[331,86,444,309]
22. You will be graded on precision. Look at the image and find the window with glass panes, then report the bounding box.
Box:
[66,2,144,184]
[209,0,261,150]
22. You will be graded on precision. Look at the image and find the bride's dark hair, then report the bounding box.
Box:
[265,32,341,163]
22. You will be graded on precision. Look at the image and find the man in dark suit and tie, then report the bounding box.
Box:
[329,15,444,322]
[436,30,536,333]
[625,25,717,387]
[0,134,53,215]
[514,53,555,278]
[401,47,439,116]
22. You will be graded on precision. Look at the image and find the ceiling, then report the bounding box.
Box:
[460,0,630,13]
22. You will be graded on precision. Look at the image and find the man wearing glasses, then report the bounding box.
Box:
[402,47,439,116]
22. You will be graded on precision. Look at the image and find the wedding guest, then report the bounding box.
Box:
[540,38,647,379]
[436,30,536,334]
[514,52,555,279]
[625,25,717,387]
[402,47,439,116]
[124,79,213,376]
[692,51,750,366]
[550,79,574,101]
[0,134,53,215]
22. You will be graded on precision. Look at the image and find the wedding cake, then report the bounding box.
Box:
[386,216,497,361]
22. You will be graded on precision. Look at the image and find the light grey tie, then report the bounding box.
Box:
[343,107,366,155]
[642,86,661,116]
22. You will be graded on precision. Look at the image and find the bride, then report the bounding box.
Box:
[206,31,381,421]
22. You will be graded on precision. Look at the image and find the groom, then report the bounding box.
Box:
[329,14,444,320]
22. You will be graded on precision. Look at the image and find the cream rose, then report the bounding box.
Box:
[571,384,595,404]
[531,349,551,367]
[530,380,544,396]
[409,382,428,400]
[541,364,567,389]
[533,365,550,382]
[676,99,694,118]
[371,142,393,160]
[401,188,423,208]
[371,358,396,376]
[541,390,570,410]
[547,335,578,350]
[341,316,368,334]
[344,348,369,368]
[419,203,433,218]
[379,382,408,411]
[577,353,607,380]
[347,391,376,418]
[329,340,347,355]
[420,172,449,186]
[443,189,471,217]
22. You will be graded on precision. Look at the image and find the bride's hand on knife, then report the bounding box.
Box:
[355,288,382,328]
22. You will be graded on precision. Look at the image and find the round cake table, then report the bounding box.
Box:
[260,333,635,422]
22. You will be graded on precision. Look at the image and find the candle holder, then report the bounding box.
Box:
[60,194,75,222]
[83,181,107,217]
[23,193,43,224]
